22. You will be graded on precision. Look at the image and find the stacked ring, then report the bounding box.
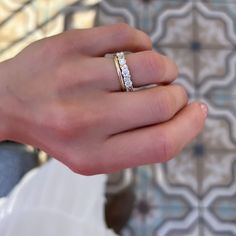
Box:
[113,52,134,92]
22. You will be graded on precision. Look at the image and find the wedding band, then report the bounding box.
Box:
[113,55,126,91]
[113,52,134,92]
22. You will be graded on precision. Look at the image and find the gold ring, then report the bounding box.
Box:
[113,55,126,91]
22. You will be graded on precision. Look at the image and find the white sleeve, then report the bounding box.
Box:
[0,159,117,236]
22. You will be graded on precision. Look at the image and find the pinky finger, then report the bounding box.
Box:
[101,102,208,173]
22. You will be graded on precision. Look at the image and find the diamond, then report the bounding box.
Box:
[119,58,126,66]
[124,74,130,79]
[122,70,130,77]
[122,66,129,74]
[124,77,131,83]
[121,64,128,70]
[117,52,124,59]
[125,81,132,87]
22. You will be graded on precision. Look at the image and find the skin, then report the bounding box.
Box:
[0,23,208,175]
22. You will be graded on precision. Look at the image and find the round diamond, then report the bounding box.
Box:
[124,76,130,83]
[119,58,126,66]
[117,52,124,59]
[125,81,132,87]
[121,64,128,70]
[122,68,130,76]
[122,71,130,77]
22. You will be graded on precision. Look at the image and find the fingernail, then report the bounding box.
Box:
[200,103,208,118]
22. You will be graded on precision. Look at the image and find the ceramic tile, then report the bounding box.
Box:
[95,1,236,235]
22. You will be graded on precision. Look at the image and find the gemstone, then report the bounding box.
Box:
[124,74,130,79]
[122,69,130,77]
[119,58,126,66]
[122,66,129,73]
[124,76,130,83]
[121,64,128,70]
[125,81,132,87]
[117,52,124,59]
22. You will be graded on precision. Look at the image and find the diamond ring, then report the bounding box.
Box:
[113,52,134,92]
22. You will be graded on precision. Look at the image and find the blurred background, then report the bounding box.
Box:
[0,0,236,235]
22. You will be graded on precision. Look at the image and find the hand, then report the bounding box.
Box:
[0,23,207,175]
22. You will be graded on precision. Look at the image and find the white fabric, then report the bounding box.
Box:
[0,159,117,236]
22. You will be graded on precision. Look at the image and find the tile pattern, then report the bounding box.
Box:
[95,1,236,235]
[1,0,236,236]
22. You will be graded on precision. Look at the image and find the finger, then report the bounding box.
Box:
[99,102,207,173]
[64,23,152,56]
[105,84,188,134]
[106,51,178,90]
[58,51,178,91]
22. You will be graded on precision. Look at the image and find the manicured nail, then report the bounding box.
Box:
[200,103,208,118]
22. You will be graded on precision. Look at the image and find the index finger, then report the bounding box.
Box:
[65,23,152,56]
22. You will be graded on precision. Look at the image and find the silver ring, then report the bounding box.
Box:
[115,52,134,92]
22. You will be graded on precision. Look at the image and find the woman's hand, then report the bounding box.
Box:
[0,23,207,175]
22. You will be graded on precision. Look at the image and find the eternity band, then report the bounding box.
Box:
[114,52,134,92]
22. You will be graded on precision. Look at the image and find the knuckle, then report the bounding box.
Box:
[171,59,179,78]
[140,32,152,49]
[143,51,165,80]
[111,23,152,50]
[112,23,134,44]
[165,56,179,79]
[50,104,102,139]
[113,22,131,32]
[21,38,59,60]
[52,109,74,137]
[54,31,76,54]
[39,37,66,57]
[54,63,72,91]
[174,84,188,103]
[151,89,175,120]
[173,83,183,92]
[158,133,175,161]
[43,31,78,56]
[55,62,68,81]
[49,105,88,139]
[55,60,89,90]
[148,131,174,162]
[177,84,188,97]
[60,29,84,53]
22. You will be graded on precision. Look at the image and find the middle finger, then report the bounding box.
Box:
[72,51,178,91]
[104,50,178,91]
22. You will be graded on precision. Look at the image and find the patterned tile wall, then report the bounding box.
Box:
[0,0,236,236]
[95,1,236,235]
